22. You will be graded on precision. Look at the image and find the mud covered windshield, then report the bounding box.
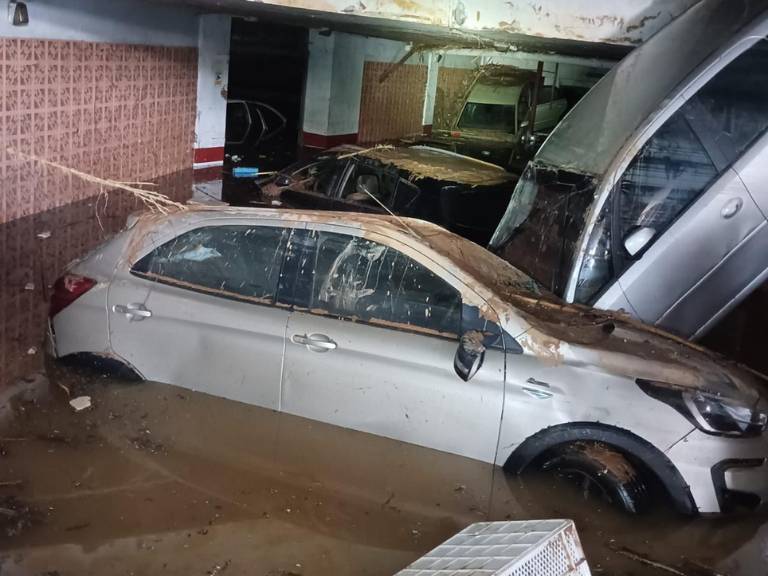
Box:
[458,102,516,132]
[489,162,597,297]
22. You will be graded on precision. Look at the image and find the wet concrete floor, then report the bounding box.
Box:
[0,365,766,576]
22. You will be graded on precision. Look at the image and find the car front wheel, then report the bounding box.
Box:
[540,441,651,514]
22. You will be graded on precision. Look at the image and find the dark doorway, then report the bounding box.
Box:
[225,18,308,173]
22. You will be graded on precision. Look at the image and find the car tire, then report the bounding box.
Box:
[540,441,650,514]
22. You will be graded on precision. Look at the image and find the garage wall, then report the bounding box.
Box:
[0,1,199,225]
[0,0,198,45]
[302,31,432,148]
[194,15,231,168]
[358,61,427,143]
[0,0,198,387]
[0,39,197,224]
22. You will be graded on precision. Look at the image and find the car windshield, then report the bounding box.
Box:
[458,102,516,132]
[489,162,598,297]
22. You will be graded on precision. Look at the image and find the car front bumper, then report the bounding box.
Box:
[666,429,768,513]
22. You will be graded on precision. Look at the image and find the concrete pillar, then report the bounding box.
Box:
[422,51,439,134]
[194,14,232,169]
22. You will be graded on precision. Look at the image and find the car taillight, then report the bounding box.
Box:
[450,130,461,138]
[49,274,96,318]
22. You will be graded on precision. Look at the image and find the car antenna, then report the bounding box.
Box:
[358,186,420,239]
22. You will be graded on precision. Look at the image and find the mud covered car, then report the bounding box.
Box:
[50,206,768,514]
[490,0,768,341]
[226,145,517,246]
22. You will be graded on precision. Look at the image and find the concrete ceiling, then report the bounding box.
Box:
[152,0,703,58]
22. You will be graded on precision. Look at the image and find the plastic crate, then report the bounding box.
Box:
[395,520,591,576]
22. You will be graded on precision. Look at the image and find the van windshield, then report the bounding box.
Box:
[489,162,598,297]
[458,102,516,132]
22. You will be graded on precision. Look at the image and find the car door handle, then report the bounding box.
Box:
[291,333,337,352]
[113,303,152,321]
[721,197,743,219]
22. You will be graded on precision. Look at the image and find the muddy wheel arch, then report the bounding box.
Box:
[503,422,696,515]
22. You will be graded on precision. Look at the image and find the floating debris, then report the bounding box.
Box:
[69,396,92,412]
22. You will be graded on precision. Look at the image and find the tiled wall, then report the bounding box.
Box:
[0,37,197,387]
[433,67,476,131]
[0,171,193,388]
[0,38,197,224]
[357,61,427,144]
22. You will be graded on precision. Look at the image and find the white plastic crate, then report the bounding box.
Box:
[395,520,591,576]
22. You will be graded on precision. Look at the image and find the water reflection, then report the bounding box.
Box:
[0,170,192,388]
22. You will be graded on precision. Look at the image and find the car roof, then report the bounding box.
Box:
[136,205,445,243]
[535,0,768,177]
[131,204,535,299]
[334,145,515,187]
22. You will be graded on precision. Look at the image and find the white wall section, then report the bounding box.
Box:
[0,0,198,45]
[303,31,412,139]
[194,14,232,163]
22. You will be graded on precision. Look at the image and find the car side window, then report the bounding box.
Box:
[616,111,718,250]
[391,178,421,213]
[310,159,348,197]
[574,109,718,304]
[225,101,251,145]
[340,161,393,208]
[689,39,768,163]
[132,225,289,304]
[278,229,462,337]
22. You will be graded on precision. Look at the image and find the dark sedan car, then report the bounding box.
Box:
[226,145,517,245]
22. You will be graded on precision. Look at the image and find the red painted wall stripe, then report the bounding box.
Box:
[194,146,225,164]
[302,132,358,149]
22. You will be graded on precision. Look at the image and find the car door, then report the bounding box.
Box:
[602,39,768,338]
[275,225,506,463]
[107,218,294,408]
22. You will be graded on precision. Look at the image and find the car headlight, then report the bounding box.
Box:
[637,379,768,437]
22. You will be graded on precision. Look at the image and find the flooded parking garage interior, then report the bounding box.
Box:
[3,0,768,574]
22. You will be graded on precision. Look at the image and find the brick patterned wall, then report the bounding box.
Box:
[0,171,193,388]
[0,37,197,387]
[357,61,427,144]
[433,67,477,131]
[0,38,197,225]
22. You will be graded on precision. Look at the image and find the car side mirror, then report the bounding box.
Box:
[454,330,486,382]
[623,226,656,257]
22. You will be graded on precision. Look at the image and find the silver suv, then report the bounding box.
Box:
[491,0,768,340]
[49,207,768,514]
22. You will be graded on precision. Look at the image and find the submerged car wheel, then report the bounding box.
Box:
[540,442,650,514]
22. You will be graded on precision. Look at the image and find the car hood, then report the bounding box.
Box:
[500,294,768,401]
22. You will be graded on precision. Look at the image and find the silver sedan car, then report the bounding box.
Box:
[49,207,768,514]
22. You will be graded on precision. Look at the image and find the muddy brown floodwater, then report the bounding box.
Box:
[0,363,765,576]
